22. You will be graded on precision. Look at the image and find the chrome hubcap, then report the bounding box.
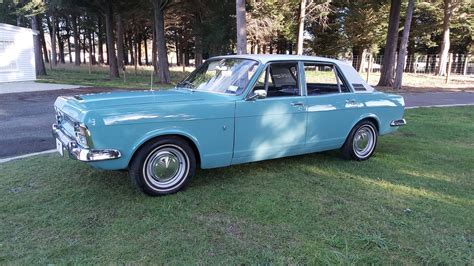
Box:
[353,126,375,158]
[145,146,187,187]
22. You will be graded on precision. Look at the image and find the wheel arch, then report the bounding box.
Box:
[353,114,380,133]
[129,131,202,169]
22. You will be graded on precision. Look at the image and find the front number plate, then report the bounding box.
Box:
[56,138,64,157]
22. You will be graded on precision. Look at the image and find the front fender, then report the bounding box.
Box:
[129,127,202,163]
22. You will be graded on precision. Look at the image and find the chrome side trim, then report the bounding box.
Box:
[52,124,121,162]
[390,119,407,127]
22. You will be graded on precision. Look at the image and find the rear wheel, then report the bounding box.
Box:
[341,120,378,161]
[129,137,196,196]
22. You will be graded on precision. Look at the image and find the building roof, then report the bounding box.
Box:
[0,23,38,35]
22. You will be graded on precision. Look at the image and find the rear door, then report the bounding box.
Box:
[303,62,361,151]
[233,61,307,163]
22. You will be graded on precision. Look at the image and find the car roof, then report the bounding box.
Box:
[211,54,348,65]
[210,54,375,93]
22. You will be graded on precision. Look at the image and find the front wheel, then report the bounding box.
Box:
[129,137,196,196]
[341,120,378,161]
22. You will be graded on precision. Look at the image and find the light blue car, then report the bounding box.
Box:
[53,55,406,196]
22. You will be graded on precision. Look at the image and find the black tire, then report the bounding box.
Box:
[129,136,196,196]
[341,120,378,161]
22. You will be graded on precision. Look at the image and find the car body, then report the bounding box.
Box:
[53,54,406,195]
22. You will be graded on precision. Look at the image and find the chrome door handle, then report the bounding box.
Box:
[345,99,357,104]
[290,102,304,106]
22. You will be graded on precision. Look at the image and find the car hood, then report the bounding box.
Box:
[73,89,203,109]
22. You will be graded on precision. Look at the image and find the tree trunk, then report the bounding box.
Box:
[129,36,135,66]
[105,34,109,65]
[91,30,97,64]
[152,0,171,83]
[296,0,306,55]
[144,34,149,65]
[72,15,81,66]
[405,41,415,72]
[124,32,129,65]
[82,31,87,64]
[195,34,203,67]
[39,19,49,63]
[31,15,46,76]
[116,13,125,69]
[152,22,157,74]
[88,30,94,65]
[192,9,204,67]
[65,16,73,63]
[352,46,364,71]
[56,19,65,64]
[394,0,415,90]
[50,15,58,65]
[137,37,142,65]
[236,0,247,54]
[105,4,120,78]
[377,0,401,87]
[437,0,451,76]
[98,17,104,64]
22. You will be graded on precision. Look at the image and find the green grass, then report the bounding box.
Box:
[37,64,192,89]
[1,107,473,264]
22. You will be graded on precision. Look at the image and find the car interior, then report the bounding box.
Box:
[252,62,300,97]
[252,62,351,98]
[305,64,350,95]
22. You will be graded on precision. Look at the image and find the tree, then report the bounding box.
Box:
[71,15,81,66]
[343,1,387,71]
[151,0,171,83]
[104,1,120,78]
[296,0,331,55]
[18,0,47,75]
[437,0,462,76]
[32,15,47,75]
[377,0,401,87]
[116,13,125,70]
[236,0,247,54]
[296,0,307,55]
[394,0,415,90]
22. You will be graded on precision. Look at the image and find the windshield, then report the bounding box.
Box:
[177,58,259,95]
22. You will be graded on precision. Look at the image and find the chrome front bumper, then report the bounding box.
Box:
[52,124,121,162]
[390,119,407,127]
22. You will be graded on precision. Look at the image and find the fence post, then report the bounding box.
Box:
[445,53,453,84]
[414,56,418,74]
[463,55,470,76]
[49,50,53,71]
[366,54,372,83]
[182,55,185,73]
[150,67,154,90]
[123,66,127,83]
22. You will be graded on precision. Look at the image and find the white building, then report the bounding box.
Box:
[0,23,37,83]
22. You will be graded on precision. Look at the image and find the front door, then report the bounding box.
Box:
[233,62,307,163]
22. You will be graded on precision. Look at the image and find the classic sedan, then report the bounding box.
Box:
[53,55,406,196]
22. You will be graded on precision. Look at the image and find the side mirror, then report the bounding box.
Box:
[246,89,267,101]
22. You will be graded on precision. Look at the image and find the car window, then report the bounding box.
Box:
[178,58,259,95]
[252,62,300,97]
[304,63,349,95]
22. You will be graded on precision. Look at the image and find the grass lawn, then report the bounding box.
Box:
[0,107,472,264]
[37,64,192,89]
